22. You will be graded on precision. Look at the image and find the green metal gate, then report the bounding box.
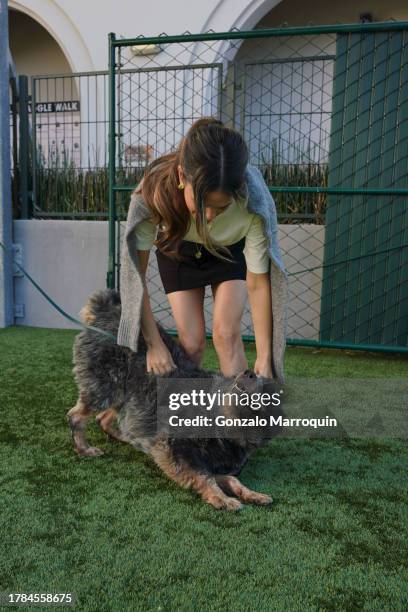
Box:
[108,22,408,354]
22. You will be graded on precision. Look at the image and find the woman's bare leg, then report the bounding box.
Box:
[211,279,248,377]
[166,286,207,366]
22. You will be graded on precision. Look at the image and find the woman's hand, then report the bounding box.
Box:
[146,339,177,375]
[253,356,273,378]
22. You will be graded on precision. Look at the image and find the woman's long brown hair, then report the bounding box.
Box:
[134,117,249,260]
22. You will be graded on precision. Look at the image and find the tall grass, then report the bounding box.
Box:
[34,148,143,219]
[33,145,328,224]
[260,140,328,224]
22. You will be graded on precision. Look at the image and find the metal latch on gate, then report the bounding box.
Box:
[12,243,23,277]
[12,244,25,318]
[14,304,25,318]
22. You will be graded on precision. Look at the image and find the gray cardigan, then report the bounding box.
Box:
[117,163,289,384]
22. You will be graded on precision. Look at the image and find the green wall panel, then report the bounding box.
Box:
[320,30,408,347]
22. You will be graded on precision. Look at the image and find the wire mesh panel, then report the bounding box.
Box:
[31,71,111,218]
[239,56,334,166]
[116,63,223,168]
[109,24,408,352]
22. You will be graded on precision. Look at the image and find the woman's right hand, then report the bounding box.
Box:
[146,339,177,375]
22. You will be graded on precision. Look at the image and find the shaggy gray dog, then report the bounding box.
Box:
[68,288,282,510]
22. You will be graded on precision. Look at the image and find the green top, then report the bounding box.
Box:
[134,195,270,273]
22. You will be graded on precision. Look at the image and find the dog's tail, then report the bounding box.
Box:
[79,288,121,327]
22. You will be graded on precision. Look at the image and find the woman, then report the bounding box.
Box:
[117,117,288,383]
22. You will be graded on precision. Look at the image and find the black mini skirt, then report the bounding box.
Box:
[155,237,247,294]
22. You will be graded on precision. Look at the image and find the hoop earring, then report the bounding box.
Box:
[177,182,185,190]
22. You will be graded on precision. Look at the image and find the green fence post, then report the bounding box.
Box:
[18,75,30,219]
[9,76,19,217]
[30,76,38,215]
[107,32,116,289]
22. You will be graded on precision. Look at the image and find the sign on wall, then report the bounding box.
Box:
[30,101,81,113]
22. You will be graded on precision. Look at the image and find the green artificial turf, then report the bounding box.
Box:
[0,326,407,611]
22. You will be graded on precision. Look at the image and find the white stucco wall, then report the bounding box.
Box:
[13,220,324,340]
[9,9,71,77]
[8,0,408,75]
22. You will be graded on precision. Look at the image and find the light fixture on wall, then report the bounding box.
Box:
[359,12,374,23]
[131,44,162,56]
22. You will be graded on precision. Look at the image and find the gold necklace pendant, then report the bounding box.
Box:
[195,241,203,259]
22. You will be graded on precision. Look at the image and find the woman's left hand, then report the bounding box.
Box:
[253,357,273,378]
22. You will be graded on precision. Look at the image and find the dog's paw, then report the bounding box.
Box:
[224,497,244,511]
[206,495,243,511]
[75,446,105,457]
[249,492,273,505]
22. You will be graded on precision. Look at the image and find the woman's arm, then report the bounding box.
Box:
[138,250,162,346]
[243,213,273,377]
[246,270,273,378]
[138,250,176,374]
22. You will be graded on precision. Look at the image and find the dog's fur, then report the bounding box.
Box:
[68,289,281,510]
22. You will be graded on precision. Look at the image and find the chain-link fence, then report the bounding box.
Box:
[108,22,408,352]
